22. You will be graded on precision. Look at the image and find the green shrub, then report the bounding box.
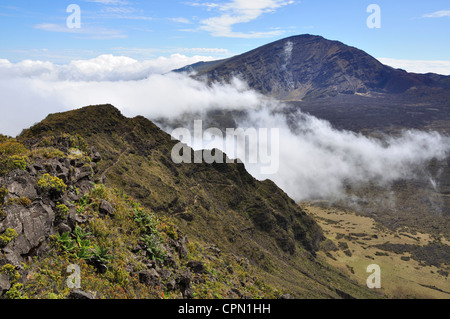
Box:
[0,139,28,175]
[5,283,28,299]
[31,147,65,159]
[0,187,8,204]
[10,155,28,170]
[73,226,94,260]
[92,244,113,264]
[54,232,76,253]
[0,264,21,283]
[0,228,18,247]
[133,209,166,262]
[0,135,8,143]
[37,174,67,196]
[54,227,94,258]
[8,197,32,207]
[37,134,88,153]
[0,140,27,156]
[0,156,28,176]
[55,203,69,221]
[67,134,88,152]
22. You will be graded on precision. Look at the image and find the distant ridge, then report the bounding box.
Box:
[175,34,450,100]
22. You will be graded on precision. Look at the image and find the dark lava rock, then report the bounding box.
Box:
[68,289,96,299]
[186,260,206,274]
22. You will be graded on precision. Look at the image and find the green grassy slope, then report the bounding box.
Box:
[18,104,382,298]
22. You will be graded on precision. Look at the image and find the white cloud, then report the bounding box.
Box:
[33,23,127,40]
[378,57,450,75]
[107,47,229,60]
[34,23,77,33]
[97,6,153,20]
[0,58,261,137]
[191,0,294,38]
[0,54,218,82]
[81,0,152,20]
[1,55,449,204]
[181,47,230,55]
[239,109,450,200]
[84,0,130,5]
[423,10,450,18]
[169,17,193,24]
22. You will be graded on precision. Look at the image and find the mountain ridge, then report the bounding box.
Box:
[9,104,382,298]
[175,34,450,100]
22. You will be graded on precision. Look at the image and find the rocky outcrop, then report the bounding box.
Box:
[0,273,10,297]
[68,289,96,299]
[11,104,380,299]
[99,199,114,216]
[0,153,97,268]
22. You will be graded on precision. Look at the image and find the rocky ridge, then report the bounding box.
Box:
[176,34,450,100]
[0,105,381,299]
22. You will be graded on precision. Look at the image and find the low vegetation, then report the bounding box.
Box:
[16,184,279,299]
[0,105,384,299]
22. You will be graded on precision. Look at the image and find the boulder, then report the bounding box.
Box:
[2,170,38,200]
[138,269,161,287]
[186,260,206,274]
[0,200,54,262]
[68,289,96,299]
[99,200,114,216]
[91,152,102,163]
[0,248,22,268]
[75,165,93,182]
[169,235,188,259]
[176,269,193,298]
[0,273,11,296]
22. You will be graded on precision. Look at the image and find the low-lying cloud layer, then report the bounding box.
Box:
[0,54,217,81]
[377,57,450,76]
[1,55,449,202]
[238,108,450,200]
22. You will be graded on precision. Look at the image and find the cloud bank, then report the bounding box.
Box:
[0,55,449,202]
[0,54,218,81]
[238,108,450,200]
[378,57,450,76]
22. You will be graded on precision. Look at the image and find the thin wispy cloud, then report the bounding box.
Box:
[82,0,152,20]
[378,57,450,76]
[181,47,230,55]
[33,23,127,40]
[33,0,151,39]
[423,10,450,18]
[108,47,228,59]
[190,0,295,38]
[169,17,193,24]
[96,5,153,20]
[84,0,130,5]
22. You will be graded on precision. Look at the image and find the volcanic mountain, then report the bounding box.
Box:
[176,34,450,101]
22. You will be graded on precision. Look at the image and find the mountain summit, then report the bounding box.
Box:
[177,34,449,100]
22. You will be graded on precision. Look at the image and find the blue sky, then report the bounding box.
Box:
[0,0,449,66]
[1,1,449,201]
